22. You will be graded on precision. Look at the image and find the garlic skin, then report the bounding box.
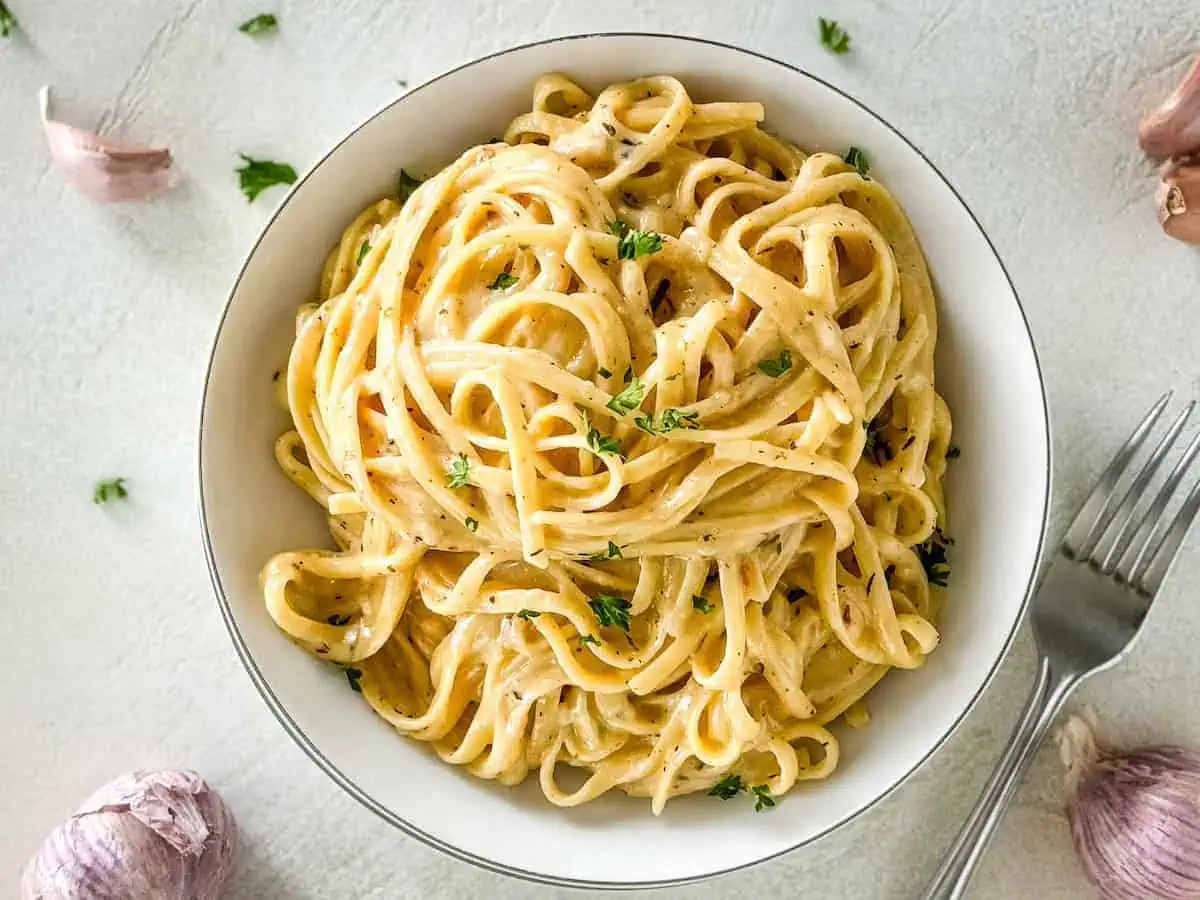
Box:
[1140,57,1200,161]
[21,769,237,900]
[1157,160,1200,245]
[1059,714,1200,900]
[40,86,178,202]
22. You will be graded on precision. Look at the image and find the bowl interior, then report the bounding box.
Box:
[199,34,1049,887]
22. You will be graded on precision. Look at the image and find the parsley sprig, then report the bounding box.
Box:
[517,609,540,620]
[818,17,851,54]
[917,528,953,588]
[752,785,776,812]
[636,407,701,435]
[356,240,371,266]
[589,594,632,631]
[757,349,793,378]
[445,453,471,488]
[606,376,646,416]
[591,541,623,562]
[490,271,518,291]
[238,12,277,34]
[708,774,744,799]
[93,477,128,504]
[236,155,297,202]
[692,595,714,614]
[844,146,871,179]
[608,220,664,260]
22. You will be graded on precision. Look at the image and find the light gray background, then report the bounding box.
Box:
[2,1,1198,897]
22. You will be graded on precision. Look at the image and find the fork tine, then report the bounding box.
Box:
[1131,470,1200,596]
[1063,392,1173,559]
[1095,402,1195,572]
[1117,428,1200,584]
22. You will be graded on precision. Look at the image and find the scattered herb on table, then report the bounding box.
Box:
[93,477,128,504]
[818,17,851,54]
[0,1,18,37]
[236,155,296,202]
[238,13,278,35]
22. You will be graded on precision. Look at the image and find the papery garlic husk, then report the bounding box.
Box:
[1059,713,1200,900]
[21,769,237,900]
[1157,159,1200,245]
[40,86,178,202]
[1140,56,1200,161]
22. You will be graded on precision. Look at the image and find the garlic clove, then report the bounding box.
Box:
[1139,56,1200,161]
[1156,159,1200,244]
[40,85,178,202]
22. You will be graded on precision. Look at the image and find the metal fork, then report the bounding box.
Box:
[922,392,1200,900]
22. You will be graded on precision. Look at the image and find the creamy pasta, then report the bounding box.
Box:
[262,74,954,813]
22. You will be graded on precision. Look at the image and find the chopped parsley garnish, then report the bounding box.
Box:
[692,595,714,614]
[445,453,470,488]
[93,477,128,505]
[589,594,632,631]
[608,220,664,260]
[752,785,776,812]
[591,541,623,562]
[356,240,371,266]
[489,271,518,291]
[946,445,961,460]
[0,1,17,37]
[597,366,613,379]
[327,613,352,626]
[636,407,701,435]
[708,774,744,799]
[238,13,278,35]
[818,17,851,54]
[236,155,297,202]
[917,528,953,587]
[464,516,479,533]
[517,609,540,620]
[757,349,793,378]
[344,667,363,692]
[587,427,623,458]
[396,169,423,204]
[579,634,600,647]
[606,376,645,416]
[844,146,871,179]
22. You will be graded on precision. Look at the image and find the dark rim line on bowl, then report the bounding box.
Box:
[197,31,1053,890]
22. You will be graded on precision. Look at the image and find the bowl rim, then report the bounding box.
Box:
[197,30,1053,890]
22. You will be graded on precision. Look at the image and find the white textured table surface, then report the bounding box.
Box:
[2,1,1198,897]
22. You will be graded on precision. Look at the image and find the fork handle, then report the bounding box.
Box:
[920,656,1078,900]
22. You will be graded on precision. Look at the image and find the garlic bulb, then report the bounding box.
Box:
[1157,160,1200,245]
[1139,56,1200,161]
[21,769,237,900]
[1059,714,1200,900]
[40,86,178,202]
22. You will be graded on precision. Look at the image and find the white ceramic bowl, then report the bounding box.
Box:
[199,33,1051,888]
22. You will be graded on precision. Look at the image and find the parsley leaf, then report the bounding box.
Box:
[946,445,961,460]
[589,594,632,631]
[692,595,714,614]
[236,155,297,202]
[93,477,128,505]
[326,613,352,626]
[445,453,470,488]
[344,668,363,693]
[517,609,540,620]
[917,527,953,588]
[752,785,776,812]
[844,146,871,179]
[490,271,518,291]
[636,407,701,435]
[818,17,851,54]
[356,240,371,266]
[591,541,623,562]
[464,516,479,533]
[597,366,613,379]
[587,428,623,458]
[0,1,18,37]
[238,12,278,35]
[579,634,600,647]
[863,418,892,466]
[708,774,744,799]
[608,220,664,260]
[396,169,423,204]
[606,376,645,416]
[757,349,793,378]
